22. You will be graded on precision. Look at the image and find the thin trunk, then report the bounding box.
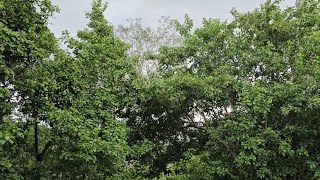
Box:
[34,121,39,160]
[34,120,40,180]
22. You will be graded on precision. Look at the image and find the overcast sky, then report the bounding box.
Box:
[49,0,296,37]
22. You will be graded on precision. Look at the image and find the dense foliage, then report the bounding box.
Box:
[1,0,320,179]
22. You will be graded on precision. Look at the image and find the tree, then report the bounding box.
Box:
[0,0,57,178]
[156,0,320,179]
[1,0,137,179]
[116,16,186,178]
[116,17,182,76]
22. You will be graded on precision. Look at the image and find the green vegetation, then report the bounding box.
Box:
[1,0,320,179]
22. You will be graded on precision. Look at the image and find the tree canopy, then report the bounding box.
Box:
[1,0,320,179]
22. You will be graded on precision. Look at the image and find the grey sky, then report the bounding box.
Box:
[49,0,296,37]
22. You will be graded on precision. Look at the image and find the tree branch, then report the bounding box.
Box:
[221,141,236,157]
[37,140,52,162]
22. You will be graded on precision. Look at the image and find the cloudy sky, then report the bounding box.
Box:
[49,0,296,36]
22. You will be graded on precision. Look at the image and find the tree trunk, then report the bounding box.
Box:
[34,121,40,180]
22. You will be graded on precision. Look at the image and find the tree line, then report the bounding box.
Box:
[1,0,320,179]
